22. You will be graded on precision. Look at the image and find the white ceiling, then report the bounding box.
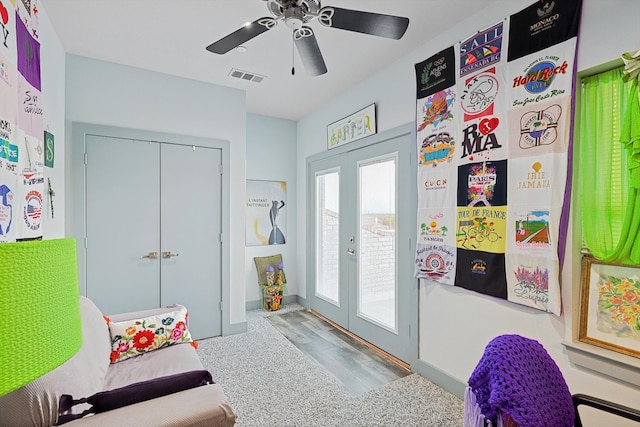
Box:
[40,0,498,121]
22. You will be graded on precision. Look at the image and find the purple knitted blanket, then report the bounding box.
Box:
[467,334,574,427]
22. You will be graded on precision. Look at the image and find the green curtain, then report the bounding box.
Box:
[580,68,640,264]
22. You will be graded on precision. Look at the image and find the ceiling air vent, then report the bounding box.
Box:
[229,69,266,83]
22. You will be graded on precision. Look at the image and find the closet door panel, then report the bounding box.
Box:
[85,136,161,314]
[160,144,222,339]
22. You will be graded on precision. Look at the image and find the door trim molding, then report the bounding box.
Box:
[305,121,418,366]
[70,122,233,336]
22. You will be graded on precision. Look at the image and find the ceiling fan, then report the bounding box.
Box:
[205,0,410,76]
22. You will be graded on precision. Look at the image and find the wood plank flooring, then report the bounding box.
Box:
[266,309,410,396]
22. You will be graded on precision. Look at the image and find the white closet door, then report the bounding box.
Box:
[85,135,161,314]
[85,137,223,339]
[160,143,222,339]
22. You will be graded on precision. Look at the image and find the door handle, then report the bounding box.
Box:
[142,251,159,259]
[347,248,355,256]
[163,251,179,259]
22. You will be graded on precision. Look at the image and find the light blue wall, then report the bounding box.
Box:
[295,0,640,412]
[64,55,248,325]
[42,0,640,414]
[245,114,298,306]
[37,5,66,239]
[294,0,534,302]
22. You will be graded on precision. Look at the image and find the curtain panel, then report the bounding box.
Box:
[580,67,640,264]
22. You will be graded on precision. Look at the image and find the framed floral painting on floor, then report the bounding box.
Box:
[579,256,640,358]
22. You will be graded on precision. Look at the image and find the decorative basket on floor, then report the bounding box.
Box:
[253,254,287,312]
[261,284,284,311]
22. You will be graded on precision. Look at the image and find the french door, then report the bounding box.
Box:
[308,128,415,363]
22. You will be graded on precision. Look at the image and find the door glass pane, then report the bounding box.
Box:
[315,170,340,305]
[358,158,397,330]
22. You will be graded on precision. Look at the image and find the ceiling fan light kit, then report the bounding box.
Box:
[284,6,304,30]
[206,0,409,76]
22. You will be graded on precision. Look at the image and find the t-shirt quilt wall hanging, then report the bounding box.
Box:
[0,0,44,242]
[414,0,582,315]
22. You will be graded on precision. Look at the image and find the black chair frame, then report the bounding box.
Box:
[573,394,640,427]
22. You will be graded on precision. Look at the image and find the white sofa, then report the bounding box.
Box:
[0,297,237,426]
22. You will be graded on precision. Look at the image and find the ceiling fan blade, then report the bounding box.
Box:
[321,7,409,40]
[294,30,327,76]
[206,17,275,54]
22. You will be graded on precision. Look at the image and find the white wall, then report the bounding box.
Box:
[36,4,66,238]
[63,55,248,326]
[245,114,298,305]
[296,0,640,415]
[295,0,534,300]
[40,0,640,412]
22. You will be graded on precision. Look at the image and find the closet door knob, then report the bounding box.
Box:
[142,251,159,259]
[162,251,179,259]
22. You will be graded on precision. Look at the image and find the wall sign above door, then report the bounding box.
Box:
[327,104,376,150]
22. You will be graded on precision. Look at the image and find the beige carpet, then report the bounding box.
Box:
[197,304,464,427]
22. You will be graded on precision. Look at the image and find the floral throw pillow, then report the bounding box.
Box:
[107,307,194,363]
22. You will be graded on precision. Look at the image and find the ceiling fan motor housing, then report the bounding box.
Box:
[267,0,321,21]
[284,7,304,30]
